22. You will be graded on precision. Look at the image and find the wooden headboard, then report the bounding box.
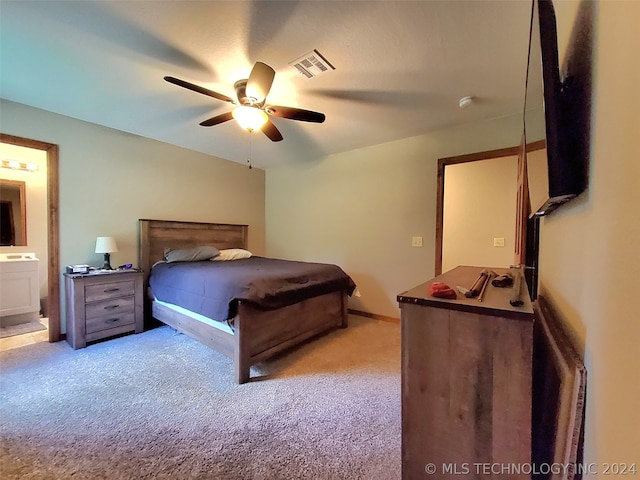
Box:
[138,219,248,280]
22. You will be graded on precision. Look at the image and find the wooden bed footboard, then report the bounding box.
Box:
[234,290,348,383]
[152,290,347,383]
[139,219,350,384]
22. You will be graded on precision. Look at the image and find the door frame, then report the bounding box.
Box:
[435,140,546,276]
[0,133,61,342]
[435,145,522,276]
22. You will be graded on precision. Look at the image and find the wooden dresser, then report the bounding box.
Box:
[65,270,144,349]
[397,266,534,479]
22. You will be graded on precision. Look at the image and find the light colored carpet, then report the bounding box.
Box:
[0,321,46,339]
[0,314,400,479]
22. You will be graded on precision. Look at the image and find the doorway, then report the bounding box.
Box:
[435,141,546,278]
[0,133,60,343]
[435,145,523,276]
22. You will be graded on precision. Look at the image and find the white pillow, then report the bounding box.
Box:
[212,248,252,261]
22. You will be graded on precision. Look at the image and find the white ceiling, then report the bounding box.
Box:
[0,0,535,169]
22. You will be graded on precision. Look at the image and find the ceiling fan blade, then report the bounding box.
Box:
[164,76,235,104]
[199,111,234,127]
[245,62,275,105]
[262,119,283,142]
[266,105,326,123]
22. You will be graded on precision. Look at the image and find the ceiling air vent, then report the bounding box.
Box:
[289,49,335,79]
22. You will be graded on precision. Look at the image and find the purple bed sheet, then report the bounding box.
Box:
[149,256,356,321]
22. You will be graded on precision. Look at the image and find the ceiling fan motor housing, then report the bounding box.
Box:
[234,79,252,106]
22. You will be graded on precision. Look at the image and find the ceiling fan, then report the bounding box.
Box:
[164,62,326,142]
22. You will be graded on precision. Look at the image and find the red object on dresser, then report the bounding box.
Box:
[428,282,457,299]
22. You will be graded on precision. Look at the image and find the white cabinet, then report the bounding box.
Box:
[0,253,40,322]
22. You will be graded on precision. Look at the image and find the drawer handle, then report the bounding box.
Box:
[104,304,120,310]
[105,318,120,324]
[104,288,120,293]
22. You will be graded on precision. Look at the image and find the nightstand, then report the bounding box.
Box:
[64,270,144,349]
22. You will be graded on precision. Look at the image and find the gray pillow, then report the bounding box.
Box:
[164,246,220,263]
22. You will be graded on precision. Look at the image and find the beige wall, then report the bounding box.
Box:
[538,0,640,470]
[0,144,48,298]
[0,99,266,331]
[266,114,524,318]
[442,155,518,273]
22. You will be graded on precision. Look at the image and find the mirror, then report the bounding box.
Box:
[0,179,27,246]
[436,1,547,276]
[436,145,524,276]
[521,0,548,299]
[524,0,549,212]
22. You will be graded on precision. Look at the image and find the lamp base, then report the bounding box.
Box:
[102,253,113,270]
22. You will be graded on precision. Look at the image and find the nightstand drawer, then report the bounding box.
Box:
[86,312,135,335]
[85,280,136,302]
[85,295,135,320]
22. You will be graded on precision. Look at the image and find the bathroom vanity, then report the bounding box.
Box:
[0,252,40,325]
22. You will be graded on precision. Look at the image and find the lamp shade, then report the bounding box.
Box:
[232,106,268,131]
[95,236,118,254]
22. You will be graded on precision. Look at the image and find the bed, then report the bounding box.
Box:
[138,219,355,384]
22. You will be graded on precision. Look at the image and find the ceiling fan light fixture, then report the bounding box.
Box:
[166,61,324,142]
[232,106,268,132]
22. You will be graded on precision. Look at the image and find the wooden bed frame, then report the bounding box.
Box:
[138,219,349,384]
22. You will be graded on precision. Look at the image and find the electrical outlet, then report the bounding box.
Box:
[412,236,423,247]
[493,237,505,247]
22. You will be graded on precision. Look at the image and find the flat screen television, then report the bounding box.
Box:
[524,0,590,217]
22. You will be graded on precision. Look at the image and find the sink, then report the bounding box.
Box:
[0,253,37,261]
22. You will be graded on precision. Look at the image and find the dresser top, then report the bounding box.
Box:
[397,265,534,321]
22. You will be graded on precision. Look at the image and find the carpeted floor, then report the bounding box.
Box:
[0,314,400,479]
[0,321,46,339]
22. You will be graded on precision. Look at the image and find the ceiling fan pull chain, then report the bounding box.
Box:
[247,137,253,169]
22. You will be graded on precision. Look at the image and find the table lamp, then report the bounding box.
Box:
[95,236,118,270]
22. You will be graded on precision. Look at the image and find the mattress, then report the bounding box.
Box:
[154,298,234,334]
[149,256,356,321]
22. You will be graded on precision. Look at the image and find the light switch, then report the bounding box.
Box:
[493,237,505,247]
[412,236,423,247]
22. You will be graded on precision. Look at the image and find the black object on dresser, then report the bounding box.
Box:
[64,270,144,349]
